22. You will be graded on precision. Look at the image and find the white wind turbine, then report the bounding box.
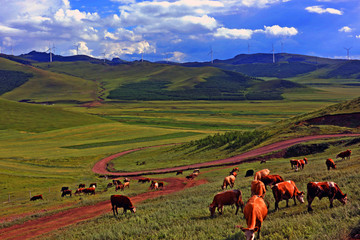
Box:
[74,43,80,55]
[344,47,352,60]
[209,46,214,64]
[271,44,275,63]
[46,43,53,62]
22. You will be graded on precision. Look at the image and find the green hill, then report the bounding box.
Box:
[0,57,96,103]
[0,98,112,132]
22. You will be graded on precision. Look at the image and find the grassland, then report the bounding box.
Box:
[47,138,360,240]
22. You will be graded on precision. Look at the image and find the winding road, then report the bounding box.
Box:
[1,133,359,240]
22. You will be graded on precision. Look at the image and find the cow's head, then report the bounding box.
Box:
[340,194,347,205]
[240,227,258,240]
[130,207,136,213]
[296,191,305,203]
[209,204,216,217]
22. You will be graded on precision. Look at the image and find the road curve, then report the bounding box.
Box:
[92,133,360,177]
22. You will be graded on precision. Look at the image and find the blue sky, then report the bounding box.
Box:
[0,0,359,62]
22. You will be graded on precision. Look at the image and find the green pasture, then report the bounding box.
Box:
[48,139,360,240]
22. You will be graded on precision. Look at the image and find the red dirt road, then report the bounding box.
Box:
[93,133,360,177]
[1,133,359,239]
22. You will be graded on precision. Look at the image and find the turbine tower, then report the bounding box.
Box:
[271,44,275,63]
[209,46,213,64]
[74,43,79,55]
[46,43,53,62]
[102,51,106,63]
[344,47,352,60]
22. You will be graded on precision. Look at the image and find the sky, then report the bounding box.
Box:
[0,0,359,62]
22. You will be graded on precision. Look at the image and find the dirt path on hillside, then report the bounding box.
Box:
[93,133,360,177]
[0,177,207,240]
[1,133,359,239]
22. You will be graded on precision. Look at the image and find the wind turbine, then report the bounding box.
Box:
[271,44,275,63]
[344,47,352,60]
[74,43,79,55]
[102,51,106,63]
[209,46,214,64]
[46,43,53,62]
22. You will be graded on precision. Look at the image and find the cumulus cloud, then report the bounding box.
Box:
[356,35,360,39]
[69,41,93,56]
[169,51,187,62]
[305,5,343,15]
[214,25,298,39]
[101,40,155,59]
[339,26,352,32]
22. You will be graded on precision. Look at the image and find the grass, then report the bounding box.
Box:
[47,139,360,240]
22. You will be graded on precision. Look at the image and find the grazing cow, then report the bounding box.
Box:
[236,195,268,240]
[83,187,95,195]
[193,169,200,173]
[222,174,236,190]
[186,173,198,180]
[297,159,306,170]
[303,157,308,164]
[326,158,336,170]
[149,181,159,190]
[260,174,284,189]
[272,180,304,211]
[115,183,125,191]
[78,183,85,188]
[123,182,130,189]
[113,179,121,185]
[290,159,299,169]
[124,178,130,183]
[158,182,164,189]
[307,181,347,212]
[230,167,239,175]
[251,180,266,198]
[138,177,151,183]
[245,169,254,177]
[107,182,113,188]
[30,195,43,201]
[89,183,97,188]
[61,189,72,197]
[176,170,183,175]
[209,189,244,217]
[254,169,270,181]
[336,149,351,160]
[75,188,85,195]
[61,187,69,192]
[111,195,136,216]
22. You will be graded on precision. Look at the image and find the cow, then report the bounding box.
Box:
[123,182,130,189]
[336,149,351,160]
[209,189,244,217]
[251,180,266,198]
[111,195,136,216]
[158,182,164,189]
[236,195,268,240]
[297,159,306,170]
[303,157,308,164]
[61,187,69,192]
[89,183,97,188]
[176,170,183,175]
[254,169,270,181]
[290,159,299,169]
[272,180,304,211]
[83,187,95,195]
[107,182,113,188]
[113,179,122,185]
[149,181,159,190]
[222,174,236,190]
[186,173,198,180]
[260,174,284,189]
[245,169,254,177]
[124,178,130,183]
[30,195,43,201]
[78,183,85,188]
[138,177,151,183]
[326,158,336,170]
[115,183,125,191]
[74,188,85,195]
[61,189,72,197]
[307,181,347,212]
[193,169,200,173]
[230,167,239,175]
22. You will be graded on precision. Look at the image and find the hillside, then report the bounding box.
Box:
[0,57,96,103]
[0,98,112,132]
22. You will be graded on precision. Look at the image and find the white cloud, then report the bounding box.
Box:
[214,25,298,39]
[69,41,93,56]
[169,51,186,62]
[101,40,155,59]
[305,5,343,15]
[339,26,352,33]
[356,35,360,39]
[214,27,254,39]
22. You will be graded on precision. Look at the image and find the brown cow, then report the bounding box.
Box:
[111,195,136,216]
[326,158,336,170]
[61,189,72,197]
[222,174,236,190]
[78,183,85,188]
[176,170,183,175]
[149,181,159,190]
[307,181,347,212]
[186,172,198,180]
[74,188,85,195]
[336,149,351,160]
[209,189,244,217]
[236,195,268,240]
[230,167,239,175]
[30,195,43,201]
[251,180,266,198]
[260,174,284,189]
[83,187,95,195]
[290,159,299,169]
[115,183,125,191]
[89,183,97,188]
[254,169,270,181]
[272,180,304,211]
[158,182,164,189]
[138,177,151,183]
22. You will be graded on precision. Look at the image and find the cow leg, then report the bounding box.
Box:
[307,196,314,212]
[329,197,335,208]
[285,199,289,207]
[219,205,223,215]
[274,201,279,211]
[235,204,239,215]
[293,196,297,205]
